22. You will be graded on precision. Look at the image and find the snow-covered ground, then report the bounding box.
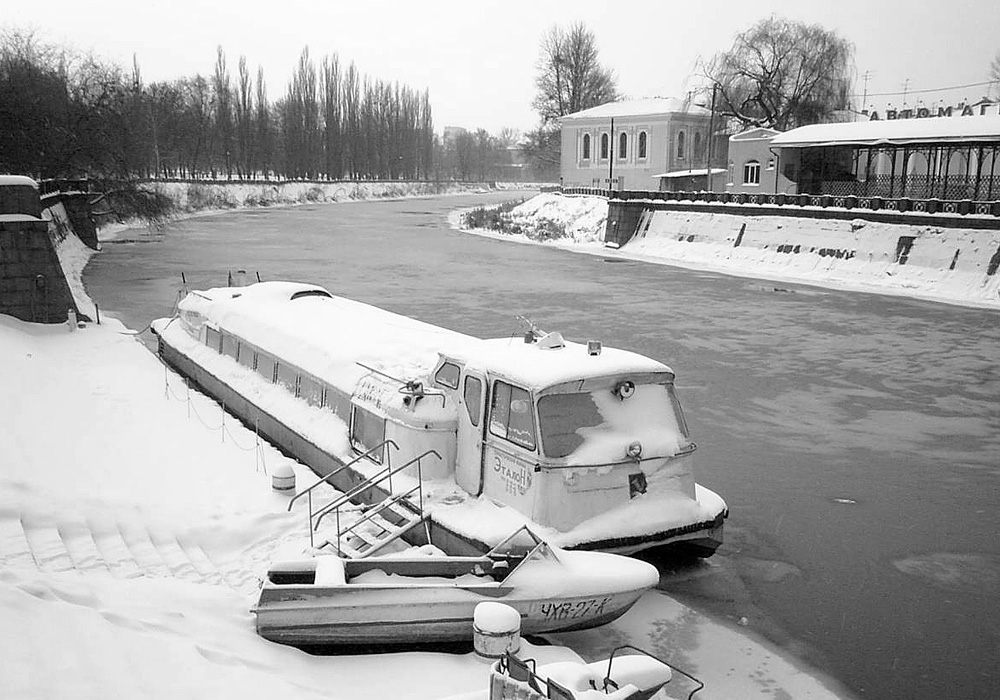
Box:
[0,201,856,700]
[452,193,1000,310]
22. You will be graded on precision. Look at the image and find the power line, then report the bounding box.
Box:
[851,79,996,99]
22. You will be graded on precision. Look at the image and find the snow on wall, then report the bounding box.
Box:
[627,210,1000,307]
[468,194,1000,309]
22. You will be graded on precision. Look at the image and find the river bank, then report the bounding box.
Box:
[9,190,858,700]
[451,193,1000,310]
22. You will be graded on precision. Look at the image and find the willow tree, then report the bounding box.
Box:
[704,17,855,130]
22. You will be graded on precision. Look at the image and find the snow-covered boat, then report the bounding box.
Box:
[490,644,703,700]
[253,527,659,645]
[151,280,727,556]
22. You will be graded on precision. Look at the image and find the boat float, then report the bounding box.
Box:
[151,280,727,556]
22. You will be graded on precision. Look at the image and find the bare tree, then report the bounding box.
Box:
[990,51,1000,98]
[532,22,618,123]
[703,16,855,130]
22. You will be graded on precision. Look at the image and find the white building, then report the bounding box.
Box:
[559,98,719,191]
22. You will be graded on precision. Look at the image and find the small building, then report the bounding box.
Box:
[725,127,795,194]
[559,98,726,192]
[769,114,1000,200]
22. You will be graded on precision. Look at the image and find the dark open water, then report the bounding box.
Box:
[84,192,1000,700]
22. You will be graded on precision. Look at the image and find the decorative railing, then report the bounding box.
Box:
[561,187,1000,217]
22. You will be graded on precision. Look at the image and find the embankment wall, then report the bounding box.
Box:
[608,202,1000,306]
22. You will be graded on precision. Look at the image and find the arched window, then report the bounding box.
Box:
[743,160,761,185]
[582,133,591,160]
[600,133,609,160]
[676,130,686,159]
[619,132,628,159]
[638,131,647,159]
[693,132,702,160]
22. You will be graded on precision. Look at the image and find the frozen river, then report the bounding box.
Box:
[83,192,1000,700]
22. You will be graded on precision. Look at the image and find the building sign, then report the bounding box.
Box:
[867,102,999,121]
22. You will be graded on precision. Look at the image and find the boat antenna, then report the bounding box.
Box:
[516,315,546,340]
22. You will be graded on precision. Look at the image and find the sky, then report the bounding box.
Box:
[5,0,1000,134]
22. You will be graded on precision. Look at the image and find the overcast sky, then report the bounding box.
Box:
[7,0,999,134]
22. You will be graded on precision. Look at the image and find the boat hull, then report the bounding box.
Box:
[254,585,649,645]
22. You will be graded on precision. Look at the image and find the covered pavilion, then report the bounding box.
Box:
[770,116,1000,201]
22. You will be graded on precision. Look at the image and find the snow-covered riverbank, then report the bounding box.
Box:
[452,193,1000,310]
[0,197,856,700]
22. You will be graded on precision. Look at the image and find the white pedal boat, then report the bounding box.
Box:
[253,527,659,645]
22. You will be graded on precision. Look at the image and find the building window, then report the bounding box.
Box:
[581,133,591,161]
[727,161,735,185]
[637,131,647,159]
[766,158,775,170]
[693,132,702,161]
[676,130,686,159]
[618,132,628,160]
[600,133,609,160]
[743,160,761,185]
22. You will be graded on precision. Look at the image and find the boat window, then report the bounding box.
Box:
[237,341,256,369]
[276,362,299,395]
[299,375,323,407]
[489,381,536,451]
[205,326,222,353]
[537,392,604,458]
[537,382,688,460]
[257,352,277,383]
[351,405,386,464]
[290,289,332,300]
[221,333,240,360]
[434,362,461,389]
[463,376,482,427]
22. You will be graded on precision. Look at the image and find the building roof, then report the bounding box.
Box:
[730,127,782,142]
[653,168,727,179]
[770,115,1000,147]
[0,175,39,188]
[560,98,710,122]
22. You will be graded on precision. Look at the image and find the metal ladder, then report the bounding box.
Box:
[287,440,441,558]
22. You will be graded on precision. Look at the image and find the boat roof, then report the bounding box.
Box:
[183,281,671,393]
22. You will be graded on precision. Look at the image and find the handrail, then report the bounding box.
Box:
[313,449,442,531]
[287,439,399,512]
[335,484,422,538]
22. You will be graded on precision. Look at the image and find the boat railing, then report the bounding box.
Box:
[287,439,400,548]
[312,449,442,554]
[603,645,704,700]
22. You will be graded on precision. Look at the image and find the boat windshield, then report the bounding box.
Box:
[536,380,690,461]
[488,526,560,572]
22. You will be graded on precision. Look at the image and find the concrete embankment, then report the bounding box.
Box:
[480,193,1000,309]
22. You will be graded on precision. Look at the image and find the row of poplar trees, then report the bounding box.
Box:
[0,30,435,181]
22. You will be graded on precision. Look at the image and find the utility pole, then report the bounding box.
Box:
[706,83,718,191]
[608,116,615,197]
[901,78,911,107]
[861,70,873,114]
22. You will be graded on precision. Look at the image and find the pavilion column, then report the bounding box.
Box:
[864,148,874,197]
[942,146,952,200]
[973,145,984,200]
[889,148,897,198]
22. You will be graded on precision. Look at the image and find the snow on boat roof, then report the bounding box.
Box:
[184,282,671,392]
[0,175,39,188]
[770,115,1000,147]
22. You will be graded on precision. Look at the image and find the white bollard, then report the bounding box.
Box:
[67,308,77,332]
[473,601,521,660]
[271,462,296,492]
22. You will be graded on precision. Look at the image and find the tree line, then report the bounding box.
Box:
[0,29,524,182]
